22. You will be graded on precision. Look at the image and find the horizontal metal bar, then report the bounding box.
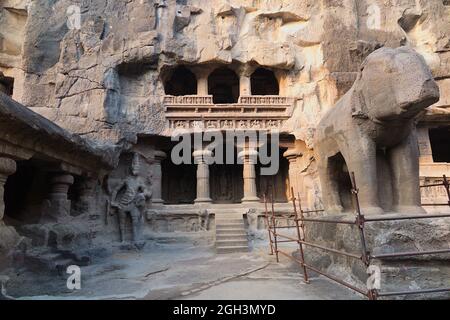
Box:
[420,183,446,188]
[302,209,326,214]
[269,225,297,229]
[365,213,450,222]
[371,248,450,259]
[276,250,369,297]
[296,217,357,225]
[300,240,362,260]
[272,233,299,242]
[377,287,450,297]
[277,240,298,243]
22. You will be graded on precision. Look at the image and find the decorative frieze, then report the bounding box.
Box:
[164,95,297,133]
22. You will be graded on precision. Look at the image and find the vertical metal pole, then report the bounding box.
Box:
[264,193,274,255]
[271,186,279,263]
[443,175,450,207]
[350,172,377,300]
[292,188,309,283]
[297,192,306,242]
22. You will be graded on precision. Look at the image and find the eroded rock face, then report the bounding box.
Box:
[0,0,448,146]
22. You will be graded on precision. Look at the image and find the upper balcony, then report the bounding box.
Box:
[161,64,299,132]
[164,95,297,131]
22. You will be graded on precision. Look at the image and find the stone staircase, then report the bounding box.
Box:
[215,214,249,254]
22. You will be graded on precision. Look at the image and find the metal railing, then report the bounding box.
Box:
[420,175,450,207]
[265,173,450,300]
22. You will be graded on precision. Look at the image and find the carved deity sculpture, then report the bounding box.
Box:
[315,47,440,215]
[111,153,152,243]
[246,208,259,234]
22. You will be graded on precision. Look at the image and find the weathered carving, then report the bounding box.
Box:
[315,47,440,215]
[111,153,152,242]
[198,209,210,231]
[246,208,258,234]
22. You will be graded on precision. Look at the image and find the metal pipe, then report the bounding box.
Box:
[277,249,368,297]
[371,248,450,259]
[443,175,450,206]
[293,189,309,283]
[299,240,363,260]
[271,187,279,263]
[264,193,274,255]
[350,172,371,267]
[420,183,447,188]
[301,209,326,214]
[365,213,450,222]
[377,287,450,297]
[296,217,357,225]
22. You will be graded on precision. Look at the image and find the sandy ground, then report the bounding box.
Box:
[1,241,361,300]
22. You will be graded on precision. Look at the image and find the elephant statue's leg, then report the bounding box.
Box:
[318,154,344,214]
[388,132,426,214]
[344,141,384,215]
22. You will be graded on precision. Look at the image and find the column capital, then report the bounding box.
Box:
[193,149,213,162]
[238,149,258,164]
[283,149,303,162]
[154,150,167,162]
[0,157,17,179]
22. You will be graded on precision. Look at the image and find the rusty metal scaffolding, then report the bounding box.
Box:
[265,173,450,300]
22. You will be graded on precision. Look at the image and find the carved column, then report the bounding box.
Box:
[73,177,97,216]
[152,150,167,205]
[240,75,251,97]
[192,68,210,96]
[0,157,17,222]
[239,149,260,203]
[193,150,213,204]
[41,172,74,222]
[284,149,303,200]
[238,65,255,97]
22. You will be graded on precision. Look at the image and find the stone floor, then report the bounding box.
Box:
[1,241,361,300]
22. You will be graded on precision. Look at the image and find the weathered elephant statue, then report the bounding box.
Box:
[315,47,440,215]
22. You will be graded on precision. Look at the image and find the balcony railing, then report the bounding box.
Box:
[163,95,298,130]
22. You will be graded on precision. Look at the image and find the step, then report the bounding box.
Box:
[216,237,248,245]
[216,239,249,247]
[215,218,244,224]
[216,229,247,235]
[216,223,245,230]
[216,233,247,240]
[216,246,249,254]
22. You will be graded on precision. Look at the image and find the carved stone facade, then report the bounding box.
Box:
[0,0,448,288]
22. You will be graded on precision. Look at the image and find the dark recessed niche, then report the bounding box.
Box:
[429,127,450,163]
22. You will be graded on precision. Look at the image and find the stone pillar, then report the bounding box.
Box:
[197,74,209,96]
[151,150,167,205]
[240,75,251,97]
[73,177,98,216]
[41,172,74,222]
[283,149,303,200]
[193,150,213,204]
[417,127,434,164]
[0,157,17,222]
[239,149,260,203]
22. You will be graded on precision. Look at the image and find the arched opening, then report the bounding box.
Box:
[208,67,240,104]
[328,153,353,212]
[4,160,50,226]
[164,66,197,96]
[251,68,279,96]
